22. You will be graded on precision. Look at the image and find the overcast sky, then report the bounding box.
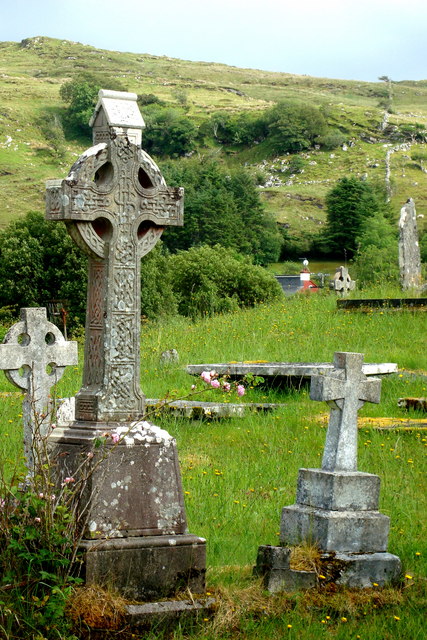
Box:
[1,0,426,82]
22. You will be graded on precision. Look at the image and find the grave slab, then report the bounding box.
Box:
[186,361,397,383]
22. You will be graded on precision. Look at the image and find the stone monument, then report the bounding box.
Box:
[329,266,355,296]
[0,307,77,474]
[399,198,422,290]
[256,352,401,590]
[45,90,206,600]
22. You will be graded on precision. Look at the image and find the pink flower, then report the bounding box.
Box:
[34,517,41,523]
[222,382,231,392]
[86,451,94,459]
[63,477,75,484]
[237,385,245,397]
[201,371,212,383]
[38,493,44,499]
[191,384,196,390]
[50,423,56,429]
[111,432,120,444]
[211,379,220,389]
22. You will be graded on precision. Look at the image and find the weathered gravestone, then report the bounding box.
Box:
[329,266,356,296]
[0,308,77,474]
[399,198,422,290]
[45,90,206,601]
[256,352,401,590]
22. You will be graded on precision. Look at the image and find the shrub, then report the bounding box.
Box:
[168,245,282,318]
[265,101,328,154]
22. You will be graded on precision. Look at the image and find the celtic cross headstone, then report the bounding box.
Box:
[0,307,77,473]
[45,91,206,602]
[46,91,183,423]
[257,351,401,591]
[329,266,355,296]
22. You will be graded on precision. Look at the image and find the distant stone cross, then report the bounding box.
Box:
[0,308,78,472]
[46,91,183,422]
[330,266,355,296]
[310,352,381,471]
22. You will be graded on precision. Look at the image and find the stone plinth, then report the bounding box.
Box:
[81,535,206,600]
[50,420,206,599]
[254,545,316,593]
[281,504,390,553]
[295,468,380,512]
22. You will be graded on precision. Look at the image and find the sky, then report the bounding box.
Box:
[0,0,426,82]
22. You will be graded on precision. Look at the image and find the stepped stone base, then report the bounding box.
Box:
[324,552,402,588]
[296,468,381,511]
[254,546,401,593]
[80,534,206,600]
[281,504,390,553]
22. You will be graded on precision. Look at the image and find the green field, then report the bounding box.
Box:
[0,291,426,639]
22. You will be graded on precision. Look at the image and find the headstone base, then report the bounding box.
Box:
[254,545,316,593]
[125,597,216,627]
[296,468,381,511]
[281,504,390,553]
[80,534,206,600]
[323,551,402,588]
[254,546,401,593]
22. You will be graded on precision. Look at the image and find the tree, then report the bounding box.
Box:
[160,158,282,264]
[142,107,198,157]
[324,177,382,258]
[0,212,87,326]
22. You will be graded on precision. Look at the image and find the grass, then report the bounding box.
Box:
[0,290,426,638]
[1,36,427,246]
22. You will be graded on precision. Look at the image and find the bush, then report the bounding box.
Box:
[168,245,282,319]
[265,101,328,154]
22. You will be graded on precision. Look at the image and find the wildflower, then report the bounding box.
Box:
[319,574,326,579]
[111,432,120,444]
[191,384,196,390]
[211,379,220,389]
[34,517,41,523]
[237,384,245,397]
[201,371,212,383]
[415,552,421,556]
[222,382,231,392]
[394,615,400,620]
[341,617,347,622]
[38,493,44,499]
[51,423,56,429]
[287,624,292,628]
[63,477,75,484]
[405,574,413,580]
[86,451,94,459]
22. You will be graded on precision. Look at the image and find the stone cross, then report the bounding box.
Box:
[329,266,355,296]
[399,198,422,290]
[46,92,183,423]
[310,352,381,471]
[0,308,78,472]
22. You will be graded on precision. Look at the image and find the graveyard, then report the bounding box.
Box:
[0,287,426,638]
[0,67,426,639]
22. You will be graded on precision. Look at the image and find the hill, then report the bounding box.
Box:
[0,36,426,250]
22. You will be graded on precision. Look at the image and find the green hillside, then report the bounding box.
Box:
[1,35,427,247]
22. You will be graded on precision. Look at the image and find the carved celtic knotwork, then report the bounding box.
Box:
[46,133,184,422]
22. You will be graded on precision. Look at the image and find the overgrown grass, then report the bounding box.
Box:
[0,290,426,638]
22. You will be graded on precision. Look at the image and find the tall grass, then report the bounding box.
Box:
[0,290,426,638]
